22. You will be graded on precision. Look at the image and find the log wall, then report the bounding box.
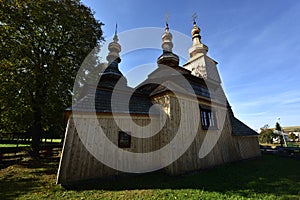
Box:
[57,93,260,184]
[234,136,261,159]
[163,95,242,174]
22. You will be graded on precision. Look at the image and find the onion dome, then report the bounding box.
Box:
[157,23,179,67]
[100,24,127,88]
[188,21,208,57]
[106,27,121,65]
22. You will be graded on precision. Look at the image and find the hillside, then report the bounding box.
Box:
[282,126,300,132]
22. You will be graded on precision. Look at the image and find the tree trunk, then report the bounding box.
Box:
[31,103,43,157]
[31,120,42,157]
[30,61,44,157]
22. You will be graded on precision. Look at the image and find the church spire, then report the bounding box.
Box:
[106,23,121,65]
[99,24,127,88]
[161,22,173,52]
[188,19,208,58]
[183,16,221,84]
[157,16,179,67]
[161,13,173,52]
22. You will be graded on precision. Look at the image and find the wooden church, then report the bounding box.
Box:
[57,21,261,185]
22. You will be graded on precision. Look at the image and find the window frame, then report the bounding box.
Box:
[118,131,131,148]
[200,107,218,130]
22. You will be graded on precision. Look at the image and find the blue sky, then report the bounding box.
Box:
[81,0,300,130]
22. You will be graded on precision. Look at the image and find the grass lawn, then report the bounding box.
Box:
[0,144,30,148]
[0,139,61,148]
[0,154,299,200]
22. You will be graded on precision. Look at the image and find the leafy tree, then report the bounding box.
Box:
[0,0,104,156]
[275,122,282,131]
[288,133,296,141]
[73,46,107,102]
[259,124,274,144]
[274,122,284,145]
[261,124,270,130]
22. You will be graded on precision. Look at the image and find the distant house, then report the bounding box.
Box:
[288,132,300,142]
[57,21,261,184]
[273,130,300,143]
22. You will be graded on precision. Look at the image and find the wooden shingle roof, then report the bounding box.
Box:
[228,106,258,136]
[70,88,157,115]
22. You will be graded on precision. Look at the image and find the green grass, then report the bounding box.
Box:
[0,154,299,199]
[286,142,300,148]
[0,139,61,148]
[0,144,30,148]
[41,139,62,143]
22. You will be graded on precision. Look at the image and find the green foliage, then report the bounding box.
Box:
[0,0,104,134]
[274,122,285,145]
[259,129,274,144]
[259,124,275,144]
[288,132,296,141]
[275,122,282,131]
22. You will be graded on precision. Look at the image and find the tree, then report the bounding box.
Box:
[275,122,282,131]
[288,133,296,141]
[0,0,104,156]
[258,124,274,144]
[274,122,284,146]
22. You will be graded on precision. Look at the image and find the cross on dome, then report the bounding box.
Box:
[165,13,170,27]
[192,13,198,24]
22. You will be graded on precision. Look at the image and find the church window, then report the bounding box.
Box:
[118,131,131,148]
[200,109,217,130]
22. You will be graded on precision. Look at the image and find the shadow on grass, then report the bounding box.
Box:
[65,155,300,198]
[20,157,60,174]
[0,154,299,199]
[0,176,39,200]
[0,157,60,200]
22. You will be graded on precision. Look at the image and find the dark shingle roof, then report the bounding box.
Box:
[71,88,157,115]
[136,65,211,99]
[70,62,257,138]
[69,61,157,115]
[228,107,258,136]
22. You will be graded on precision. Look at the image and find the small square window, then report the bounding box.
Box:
[118,131,131,148]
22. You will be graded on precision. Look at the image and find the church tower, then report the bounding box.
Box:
[183,20,221,86]
[99,24,127,88]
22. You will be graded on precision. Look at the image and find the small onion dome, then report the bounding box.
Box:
[188,21,208,57]
[106,34,121,64]
[161,23,173,52]
[191,22,201,37]
[100,27,127,88]
[157,23,179,67]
